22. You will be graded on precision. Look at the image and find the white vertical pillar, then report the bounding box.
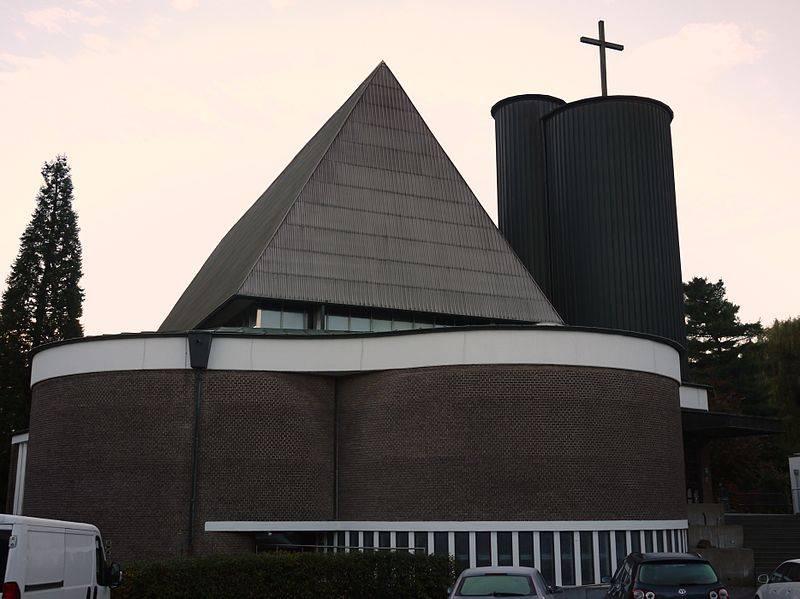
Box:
[427,531,434,555]
[625,531,632,557]
[554,532,562,587]
[374,531,379,550]
[448,532,455,557]
[469,532,477,568]
[490,532,498,566]
[592,532,600,584]
[662,530,668,552]
[533,532,542,571]
[574,531,582,587]
[512,532,520,567]
[640,530,646,552]
[390,531,396,550]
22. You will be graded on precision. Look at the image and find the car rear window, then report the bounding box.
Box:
[0,530,10,582]
[637,562,718,585]
[458,574,534,596]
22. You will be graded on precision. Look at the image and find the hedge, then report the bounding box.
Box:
[113,551,455,599]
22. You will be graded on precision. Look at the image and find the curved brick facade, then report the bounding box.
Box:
[24,364,684,562]
[337,365,685,521]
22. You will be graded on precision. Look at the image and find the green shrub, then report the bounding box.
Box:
[113,550,455,599]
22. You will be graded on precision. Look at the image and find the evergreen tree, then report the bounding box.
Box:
[764,318,800,452]
[0,155,84,507]
[684,277,765,413]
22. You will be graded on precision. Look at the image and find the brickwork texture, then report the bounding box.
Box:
[24,364,685,562]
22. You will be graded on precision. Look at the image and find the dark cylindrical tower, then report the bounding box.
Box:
[543,96,685,348]
[492,94,565,299]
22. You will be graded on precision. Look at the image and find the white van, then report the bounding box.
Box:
[0,515,121,599]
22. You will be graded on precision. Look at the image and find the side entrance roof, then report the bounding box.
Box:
[160,62,561,331]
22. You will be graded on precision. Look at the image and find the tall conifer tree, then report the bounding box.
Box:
[0,155,84,506]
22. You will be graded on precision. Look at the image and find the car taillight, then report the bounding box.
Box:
[645,592,656,599]
[2,582,21,599]
[633,590,645,599]
[717,589,728,599]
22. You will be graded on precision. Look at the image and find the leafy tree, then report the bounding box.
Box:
[763,318,800,452]
[0,155,84,507]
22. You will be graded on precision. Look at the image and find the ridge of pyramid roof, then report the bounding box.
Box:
[160,64,561,331]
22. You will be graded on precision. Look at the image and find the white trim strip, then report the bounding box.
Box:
[11,433,29,445]
[205,520,689,532]
[32,328,682,386]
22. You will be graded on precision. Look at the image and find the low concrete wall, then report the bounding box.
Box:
[688,503,725,526]
[697,548,754,586]
[689,524,744,549]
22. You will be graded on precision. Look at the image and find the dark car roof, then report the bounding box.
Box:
[631,552,707,563]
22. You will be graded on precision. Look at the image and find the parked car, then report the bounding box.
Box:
[756,559,800,599]
[448,566,556,598]
[0,514,121,599]
[606,552,728,599]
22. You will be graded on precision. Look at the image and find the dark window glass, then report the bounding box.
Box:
[519,532,534,568]
[458,575,533,596]
[282,310,305,330]
[327,532,335,550]
[580,531,594,584]
[645,530,654,553]
[392,320,413,331]
[476,532,491,567]
[455,533,470,572]
[498,532,513,566]
[396,531,409,549]
[638,562,718,585]
[599,531,612,579]
[336,532,345,550]
[540,532,555,586]
[348,532,358,549]
[560,532,575,586]
[363,532,374,552]
[656,531,664,553]
[414,532,427,554]
[615,531,627,567]
[630,531,641,554]
[434,532,448,556]
[379,532,390,549]
[259,309,281,328]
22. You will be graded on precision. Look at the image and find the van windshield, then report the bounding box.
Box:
[0,530,11,582]
[637,562,718,585]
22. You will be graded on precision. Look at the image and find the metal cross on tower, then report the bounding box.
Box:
[580,20,624,96]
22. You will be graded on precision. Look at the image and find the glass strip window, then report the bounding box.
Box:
[580,531,594,584]
[656,530,664,553]
[379,532,390,549]
[476,532,491,567]
[519,532,534,568]
[630,531,641,554]
[598,531,612,579]
[540,532,555,587]
[396,531,409,549]
[615,531,627,567]
[645,530,654,553]
[560,531,575,586]
[455,533,470,572]
[363,531,374,552]
[433,532,448,556]
[497,532,513,566]
[414,532,427,554]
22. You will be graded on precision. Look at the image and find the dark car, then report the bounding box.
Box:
[605,553,728,599]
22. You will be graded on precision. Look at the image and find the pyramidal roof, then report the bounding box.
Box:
[159,62,561,331]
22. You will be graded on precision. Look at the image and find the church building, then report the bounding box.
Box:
[7,57,769,586]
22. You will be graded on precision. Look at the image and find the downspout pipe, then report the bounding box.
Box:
[187,331,213,553]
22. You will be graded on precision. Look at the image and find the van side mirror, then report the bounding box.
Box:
[106,563,123,588]
[757,574,770,585]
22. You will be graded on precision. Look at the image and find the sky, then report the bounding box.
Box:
[1,0,798,335]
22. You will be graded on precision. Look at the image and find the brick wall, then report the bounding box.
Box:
[24,364,684,562]
[337,365,686,521]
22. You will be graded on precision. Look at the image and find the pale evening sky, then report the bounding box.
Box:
[1,0,798,335]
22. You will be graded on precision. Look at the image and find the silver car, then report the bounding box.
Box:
[755,558,800,599]
[448,566,557,598]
